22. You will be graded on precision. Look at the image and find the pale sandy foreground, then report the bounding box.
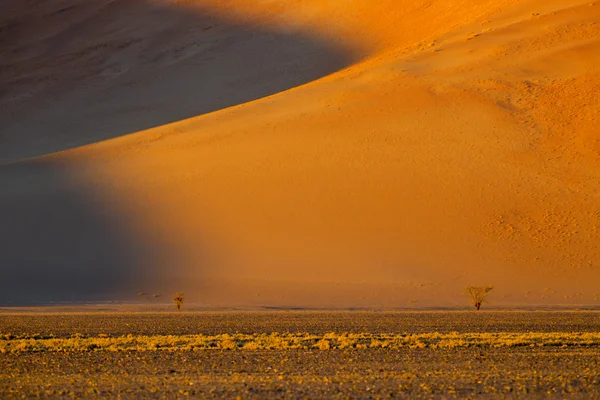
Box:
[1,311,600,398]
[1,0,599,307]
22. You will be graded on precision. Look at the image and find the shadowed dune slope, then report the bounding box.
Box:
[0,0,598,307]
[0,0,356,165]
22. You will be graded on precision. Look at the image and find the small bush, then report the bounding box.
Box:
[466,286,493,311]
[173,292,184,312]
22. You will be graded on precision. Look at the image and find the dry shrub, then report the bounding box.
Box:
[173,292,185,312]
[466,286,493,311]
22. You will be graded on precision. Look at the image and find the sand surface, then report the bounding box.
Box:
[0,0,598,306]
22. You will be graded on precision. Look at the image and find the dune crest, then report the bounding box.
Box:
[0,0,598,307]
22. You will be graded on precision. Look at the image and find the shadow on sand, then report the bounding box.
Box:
[0,0,354,305]
[0,0,356,164]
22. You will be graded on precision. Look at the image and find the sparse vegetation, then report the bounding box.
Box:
[466,286,493,310]
[2,312,600,397]
[2,331,600,353]
[173,292,184,311]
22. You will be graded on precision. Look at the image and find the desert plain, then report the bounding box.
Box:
[1,0,599,397]
[2,310,600,398]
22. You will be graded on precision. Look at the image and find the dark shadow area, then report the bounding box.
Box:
[0,0,356,165]
[0,156,195,305]
[0,160,137,305]
[0,156,222,306]
[0,156,219,305]
[0,1,354,305]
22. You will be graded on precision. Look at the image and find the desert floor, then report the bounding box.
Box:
[1,310,600,398]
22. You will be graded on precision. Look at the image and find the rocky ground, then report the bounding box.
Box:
[1,311,599,398]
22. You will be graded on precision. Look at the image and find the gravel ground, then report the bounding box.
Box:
[2,348,600,398]
[1,311,600,398]
[1,310,599,337]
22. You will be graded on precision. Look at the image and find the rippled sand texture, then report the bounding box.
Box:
[0,0,599,306]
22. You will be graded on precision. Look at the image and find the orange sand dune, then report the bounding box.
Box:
[0,0,598,307]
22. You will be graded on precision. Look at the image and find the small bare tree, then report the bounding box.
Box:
[173,292,185,312]
[466,286,493,311]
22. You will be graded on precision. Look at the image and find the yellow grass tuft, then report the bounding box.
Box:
[2,332,600,353]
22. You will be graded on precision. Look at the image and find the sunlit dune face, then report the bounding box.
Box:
[0,0,598,306]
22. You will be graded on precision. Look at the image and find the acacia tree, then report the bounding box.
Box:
[466,286,493,311]
[173,292,185,312]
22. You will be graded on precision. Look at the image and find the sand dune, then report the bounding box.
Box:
[0,0,357,164]
[0,0,598,306]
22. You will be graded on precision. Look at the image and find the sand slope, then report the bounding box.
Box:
[0,0,598,307]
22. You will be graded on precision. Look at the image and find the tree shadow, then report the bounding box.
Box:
[0,1,355,305]
[0,0,356,164]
